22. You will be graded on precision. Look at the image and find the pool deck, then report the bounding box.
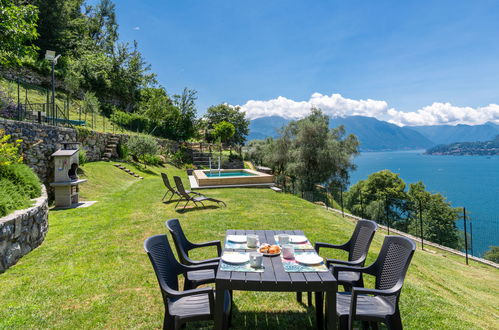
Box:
[188,175,275,189]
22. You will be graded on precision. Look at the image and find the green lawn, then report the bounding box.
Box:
[0,162,497,329]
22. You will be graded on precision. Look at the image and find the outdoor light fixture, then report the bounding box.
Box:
[45,50,55,61]
[45,50,61,122]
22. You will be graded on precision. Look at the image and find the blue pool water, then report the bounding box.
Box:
[204,171,255,177]
[349,150,499,256]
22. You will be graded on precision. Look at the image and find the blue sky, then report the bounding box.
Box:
[103,0,499,125]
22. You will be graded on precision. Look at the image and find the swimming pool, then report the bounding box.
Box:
[192,169,274,188]
[205,171,256,177]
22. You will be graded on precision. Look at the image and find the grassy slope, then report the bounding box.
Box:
[0,162,497,329]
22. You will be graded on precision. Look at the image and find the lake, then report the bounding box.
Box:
[349,150,499,257]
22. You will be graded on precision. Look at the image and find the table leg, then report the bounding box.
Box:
[214,285,225,330]
[315,292,323,329]
[326,288,337,330]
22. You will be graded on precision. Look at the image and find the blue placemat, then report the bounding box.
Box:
[220,252,264,272]
[274,235,314,250]
[281,251,329,272]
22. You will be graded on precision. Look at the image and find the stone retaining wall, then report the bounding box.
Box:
[0,119,179,184]
[0,185,49,273]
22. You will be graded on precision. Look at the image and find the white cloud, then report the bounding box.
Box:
[133,26,140,31]
[238,93,499,126]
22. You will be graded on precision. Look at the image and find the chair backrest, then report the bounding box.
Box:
[347,219,378,264]
[173,176,190,198]
[144,234,184,294]
[161,173,175,193]
[373,236,416,305]
[166,218,194,265]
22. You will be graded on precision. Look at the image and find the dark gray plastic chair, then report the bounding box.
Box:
[161,173,201,202]
[173,176,226,211]
[166,218,221,289]
[331,235,416,330]
[298,220,378,306]
[317,219,378,291]
[144,234,231,330]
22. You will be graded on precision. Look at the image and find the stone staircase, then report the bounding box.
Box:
[101,135,119,161]
[192,151,213,168]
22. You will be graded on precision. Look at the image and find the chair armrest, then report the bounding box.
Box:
[166,286,214,300]
[194,240,222,256]
[330,264,367,278]
[351,286,400,297]
[315,241,349,253]
[183,262,219,274]
[326,258,363,267]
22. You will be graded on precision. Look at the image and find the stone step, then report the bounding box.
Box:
[106,144,117,148]
[101,157,109,161]
[103,152,112,158]
[113,164,121,167]
[124,169,131,173]
[105,148,114,152]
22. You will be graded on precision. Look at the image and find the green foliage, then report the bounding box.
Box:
[82,91,100,115]
[345,171,462,249]
[212,121,235,143]
[78,148,87,165]
[0,130,23,166]
[0,163,41,199]
[0,178,31,217]
[75,126,92,139]
[126,135,158,162]
[117,142,129,160]
[261,108,359,192]
[0,159,41,217]
[169,148,190,168]
[172,88,198,140]
[245,139,271,166]
[483,246,499,263]
[0,0,39,66]
[140,154,162,166]
[205,104,249,145]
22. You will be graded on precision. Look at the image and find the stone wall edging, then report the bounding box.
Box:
[0,184,49,273]
[325,206,499,269]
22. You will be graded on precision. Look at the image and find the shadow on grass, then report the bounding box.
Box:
[175,205,221,213]
[183,306,318,329]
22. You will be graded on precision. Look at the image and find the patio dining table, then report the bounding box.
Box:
[214,229,337,329]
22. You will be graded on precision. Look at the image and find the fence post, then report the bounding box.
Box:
[17,78,21,120]
[419,199,424,250]
[469,218,473,257]
[359,193,364,219]
[463,207,469,265]
[385,197,390,235]
[340,187,344,218]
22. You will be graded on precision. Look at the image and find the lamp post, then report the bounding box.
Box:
[45,50,61,124]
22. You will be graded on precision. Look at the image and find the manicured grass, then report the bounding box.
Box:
[0,162,497,329]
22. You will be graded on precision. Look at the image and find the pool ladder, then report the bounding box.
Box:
[209,157,221,176]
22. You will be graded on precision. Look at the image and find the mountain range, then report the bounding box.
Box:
[248,115,499,151]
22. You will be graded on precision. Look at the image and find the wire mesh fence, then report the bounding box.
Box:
[275,178,498,264]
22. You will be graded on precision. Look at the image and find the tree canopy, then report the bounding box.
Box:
[0,0,39,66]
[204,104,249,145]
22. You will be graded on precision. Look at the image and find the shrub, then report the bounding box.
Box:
[126,135,159,162]
[0,177,31,217]
[0,130,23,165]
[141,154,162,166]
[79,148,88,165]
[117,142,129,160]
[0,163,41,198]
[483,246,499,263]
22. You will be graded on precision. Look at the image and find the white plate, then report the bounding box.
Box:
[295,254,323,265]
[227,235,247,243]
[290,235,308,244]
[222,254,250,264]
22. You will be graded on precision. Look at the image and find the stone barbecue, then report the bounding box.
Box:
[49,144,86,207]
